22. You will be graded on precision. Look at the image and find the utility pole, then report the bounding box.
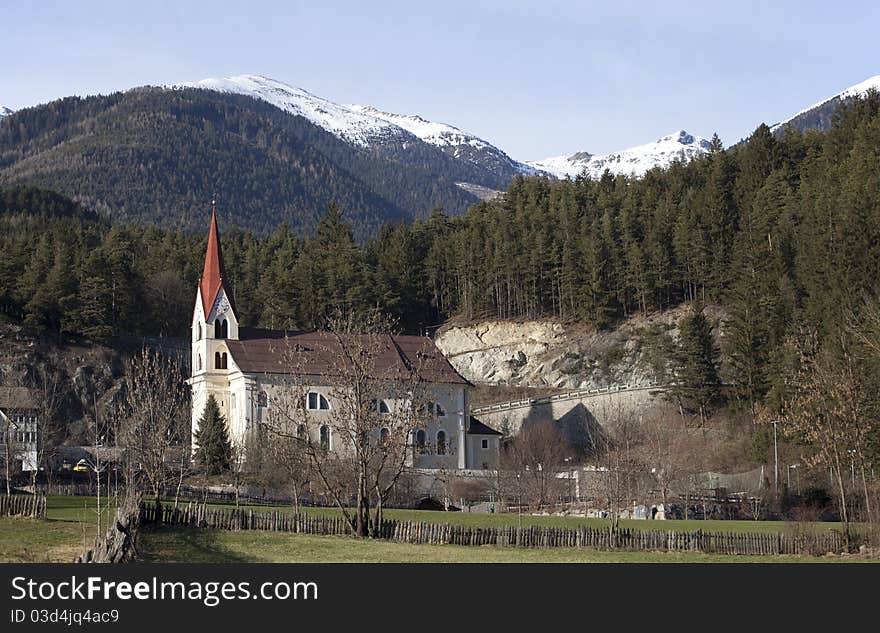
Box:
[771,420,779,497]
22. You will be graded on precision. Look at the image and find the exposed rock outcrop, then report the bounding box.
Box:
[435,305,725,389]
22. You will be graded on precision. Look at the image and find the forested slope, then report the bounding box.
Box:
[0,88,480,236]
[2,94,880,420]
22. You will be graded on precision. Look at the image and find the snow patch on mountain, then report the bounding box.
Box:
[348,104,484,149]
[770,74,880,133]
[0,105,13,121]
[175,74,539,177]
[527,130,712,179]
[174,74,404,146]
[345,104,537,174]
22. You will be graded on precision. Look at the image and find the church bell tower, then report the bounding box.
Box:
[190,202,239,418]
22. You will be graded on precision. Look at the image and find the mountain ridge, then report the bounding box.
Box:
[527,130,713,179]
[771,74,880,134]
[174,74,537,187]
[0,87,481,236]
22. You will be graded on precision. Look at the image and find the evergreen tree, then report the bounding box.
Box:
[193,395,232,476]
[671,303,722,425]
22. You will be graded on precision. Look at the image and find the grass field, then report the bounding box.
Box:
[0,496,118,562]
[0,496,863,563]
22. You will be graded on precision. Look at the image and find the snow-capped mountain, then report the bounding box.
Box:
[771,75,880,135]
[528,130,713,179]
[175,75,404,146]
[0,106,13,121]
[347,104,537,175]
[175,74,535,181]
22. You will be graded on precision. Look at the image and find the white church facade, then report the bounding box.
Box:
[188,208,500,471]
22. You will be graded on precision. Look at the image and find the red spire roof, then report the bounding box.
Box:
[199,202,232,317]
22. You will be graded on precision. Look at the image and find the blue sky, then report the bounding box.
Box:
[2,0,878,158]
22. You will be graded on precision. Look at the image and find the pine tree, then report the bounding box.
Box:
[193,395,232,476]
[671,303,722,425]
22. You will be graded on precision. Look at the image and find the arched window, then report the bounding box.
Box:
[197,354,202,371]
[415,429,427,455]
[297,424,307,440]
[319,425,331,451]
[436,430,447,455]
[307,392,330,410]
[220,352,228,369]
[196,322,201,341]
[379,427,390,445]
[376,399,390,414]
[214,351,221,369]
[215,318,227,339]
[424,401,445,417]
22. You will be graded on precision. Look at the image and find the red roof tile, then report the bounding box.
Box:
[199,205,235,317]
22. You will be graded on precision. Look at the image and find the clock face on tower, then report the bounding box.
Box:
[213,292,231,318]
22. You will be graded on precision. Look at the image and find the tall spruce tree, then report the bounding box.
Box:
[193,395,232,476]
[672,303,722,426]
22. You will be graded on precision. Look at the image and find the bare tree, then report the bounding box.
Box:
[112,348,190,514]
[31,363,63,492]
[781,330,875,550]
[635,410,706,511]
[170,429,192,510]
[0,373,33,496]
[501,420,571,511]
[1,410,24,496]
[592,402,644,530]
[261,310,435,537]
[254,426,309,513]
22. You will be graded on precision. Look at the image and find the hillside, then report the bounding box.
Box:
[0,87,481,236]
[178,75,537,187]
[771,74,880,135]
[435,305,725,390]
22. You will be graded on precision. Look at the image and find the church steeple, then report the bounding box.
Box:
[199,200,235,317]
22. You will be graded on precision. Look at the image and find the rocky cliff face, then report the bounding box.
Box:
[435,305,724,389]
[0,324,127,443]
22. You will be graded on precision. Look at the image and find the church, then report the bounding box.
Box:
[188,207,501,471]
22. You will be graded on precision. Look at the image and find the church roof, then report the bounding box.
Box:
[199,205,235,317]
[226,329,470,385]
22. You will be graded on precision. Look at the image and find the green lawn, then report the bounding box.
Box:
[138,527,857,563]
[0,496,118,562]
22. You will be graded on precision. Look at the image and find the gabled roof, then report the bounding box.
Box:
[468,416,502,436]
[199,205,235,317]
[224,328,471,385]
[0,387,36,411]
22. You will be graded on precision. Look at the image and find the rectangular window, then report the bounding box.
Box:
[308,392,318,410]
[481,439,489,449]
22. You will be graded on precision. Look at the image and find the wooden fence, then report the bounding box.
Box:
[0,494,47,519]
[76,497,141,563]
[140,502,844,557]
